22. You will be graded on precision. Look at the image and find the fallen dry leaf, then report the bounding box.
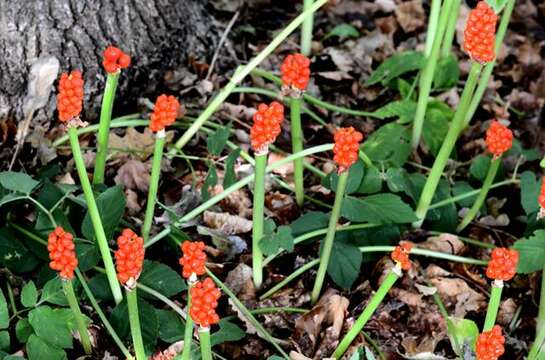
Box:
[125,189,142,215]
[419,233,465,255]
[203,211,253,234]
[151,341,184,360]
[395,0,426,32]
[225,263,255,300]
[430,277,485,318]
[114,159,151,192]
[108,127,174,161]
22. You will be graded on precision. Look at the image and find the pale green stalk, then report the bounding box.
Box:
[252,153,268,289]
[290,98,305,206]
[260,259,319,300]
[301,0,314,56]
[440,0,461,58]
[127,289,146,360]
[142,132,166,241]
[483,282,503,331]
[182,285,193,360]
[63,280,92,354]
[199,327,213,360]
[425,0,443,57]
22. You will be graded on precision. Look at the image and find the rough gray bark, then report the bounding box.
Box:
[0,0,219,125]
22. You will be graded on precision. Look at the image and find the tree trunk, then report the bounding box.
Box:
[0,0,219,133]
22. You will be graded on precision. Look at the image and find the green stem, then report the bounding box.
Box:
[127,289,146,360]
[142,133,166,241]
[93,73,120,184]
[301,0,314,56]
[332,269,400,359]
[199,327,213,360]
[136,283,185,318]
[291,98,305,207]
[483,282,503,331]
[440,0,461,58]
[68,127,123,304]
[252,153,268,289]
[411,0,454,150]
[168,0,328,155]
[427,231,495,249]
[425,0,442,57]
[145,144,333,248]
[75,269,133,359]
[358,246,488,265]
[457,157,501,232]
[311,171,349,304]
[182,285,193,360]
[206,269,290,359]
[414,62,482,228]
[529,258,545,358]
[63,280,92,354]
[359,150,374,168]
[463,0,515,129]
[260,259,319,300]
[54,118,146,147]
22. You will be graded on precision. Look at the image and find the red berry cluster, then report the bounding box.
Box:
[463,1,498,64]
[57,71,84,123]
[476,325,505,360]
[391,242,413,271]
[539,177,545,209]
[250,101,285,153]
[114,229,145,286]
[281,53,311,90]
[102,46,131,74]
[486,247,519,281]
[485,121,513,158]
[179,241,207,279]
[190,277,221,328]
[333,127,363,173]
[48,227,78,280]
[150,94,180,132]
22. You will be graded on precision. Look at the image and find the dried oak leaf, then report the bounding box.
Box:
[114,159,150,192]
[419,233,465,255]
[430,277,485,318]
[108,127,174,161]
[395,0,426,32]
[203,211,253,234]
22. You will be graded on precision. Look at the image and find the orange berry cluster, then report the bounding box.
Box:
[57,71,84,123]
[190,277,221,328]
[539,177,545,209]
[150,94,180,132]
[333,127,363,173]
[476,325,505,360]
[48,227,78,280]
[250,101,285,153]
[102,46,131,74]
[114,229,145,286]
[463,1,498,64]
[281,53,311,90]
[486,247,519,281]
[391,242,413,271]
[179,241,207,279]
[485,121,513,157]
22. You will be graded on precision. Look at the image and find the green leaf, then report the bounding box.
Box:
[327,238,362,289]
[485,0,510,13]
[0,172,39,194]
[385,168,408,194]
[26,334,67,360]
[513,230,545,273]
[88,274,114,302]
[427,180,458,232]
[207,122,232,156]
[28,306,73,349]
[327,160,364,194]
[210,319,245,346]
[21,281,38,308]
[342,194,418,224]
[368,100,417,124]
[39,278,68,306]
[469,155,492,182]
[156,309,185,343]
[422,109,449,156]
[520,171,540,216]
[433,54,460,90]
[452,182,478,208]
[365,51,425,86]
[81,186,126,242]
[0,289,7,330]
[357,167,383,194]
[290,212,329,237]
[447,317,479,355]
[75,243,100,272]
[506,139,540,161]
[15,318,33,343]
[324,23,359,40]
[361,123,411,167]
[139,261,186,298]
[0,227,38,273]
[223,148,241,188]
[0,331,9,351]
[0,193,26,207]
[201,164,218,201]
[260,225,294,256]
[111,298,158,355]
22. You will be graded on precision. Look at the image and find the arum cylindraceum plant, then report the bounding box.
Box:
[311,127,363,304]
[414,1,502,228]
[250,101,285,288]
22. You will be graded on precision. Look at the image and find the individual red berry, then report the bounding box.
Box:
[486,247,519,281]
[485,121,513,158]
[150,94,180,132]
[333,127,363,173]
[476,325,505,360]
[114,229,145,287]
[179,241,207,279]
[102,46,131,73]
[190,277,221,328]
[281,53,311,90]
[57,71,84,123]
[250,101,284,153]
[463,1,498,64]
[48,227,78,280]
[391,241,413,271]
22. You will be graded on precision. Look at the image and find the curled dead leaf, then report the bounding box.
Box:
[114,159,151,192]
[203,211,253,234]
[419,233,465,255]
[430,277,485,318]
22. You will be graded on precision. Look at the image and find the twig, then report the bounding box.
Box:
[206,11,240,80]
